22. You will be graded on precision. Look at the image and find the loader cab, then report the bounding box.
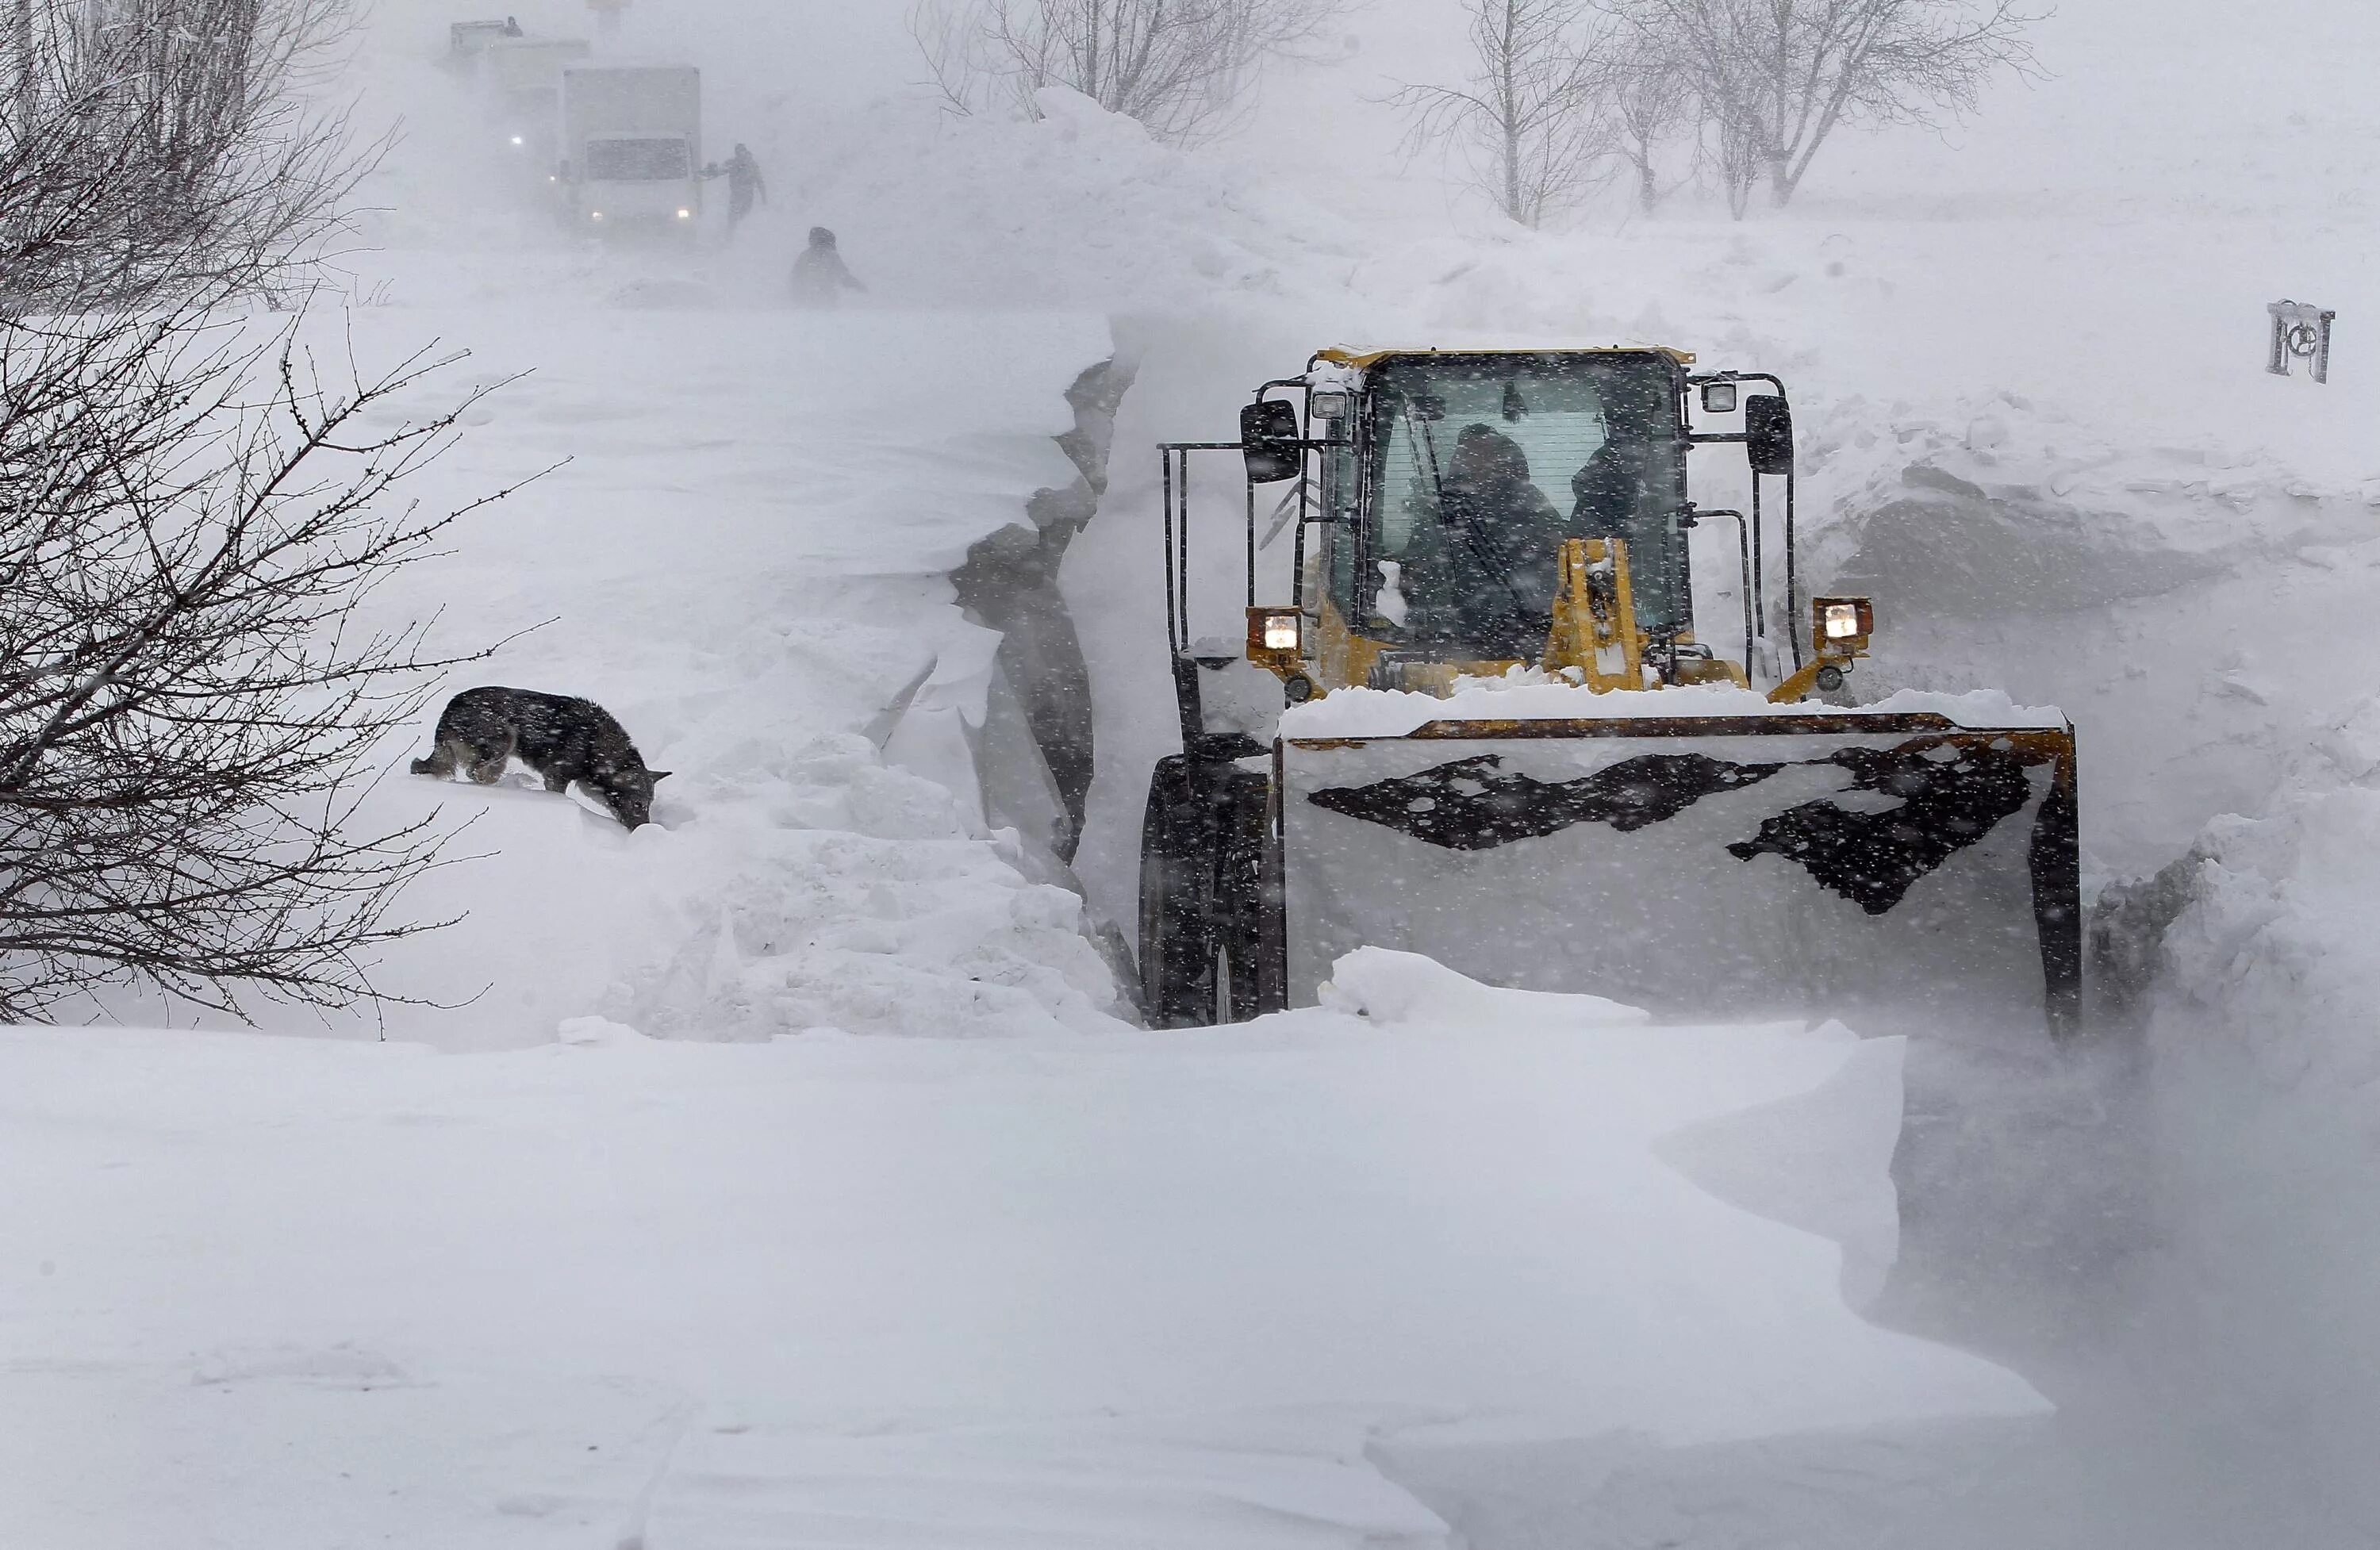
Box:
[1318,350,1694,669]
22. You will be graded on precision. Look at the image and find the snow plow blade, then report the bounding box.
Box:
[1279,710,2082,1037]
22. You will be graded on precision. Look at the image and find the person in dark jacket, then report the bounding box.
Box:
[712,143,765,232]
[1571,426,1656,539]
[789,226,866,309]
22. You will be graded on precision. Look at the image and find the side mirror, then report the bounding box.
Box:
[1745,393,1794,476]
[1241,399,1303,484]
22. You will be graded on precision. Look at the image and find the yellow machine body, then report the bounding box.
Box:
[1144,347,2082,1037]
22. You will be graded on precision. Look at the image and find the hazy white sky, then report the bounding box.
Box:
[367,0,2380,228]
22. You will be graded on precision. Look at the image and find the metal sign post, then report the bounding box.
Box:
[2267,300,2336,382]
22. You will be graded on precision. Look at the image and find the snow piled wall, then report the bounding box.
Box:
[2119,698,2380,1101]
[1788,386,2380,1116]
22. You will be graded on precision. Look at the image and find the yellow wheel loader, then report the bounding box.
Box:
[1138,347,2082,1036]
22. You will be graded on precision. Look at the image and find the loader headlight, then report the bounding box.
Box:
[1248,605,1304,662]
[1308,390,1349,420]
[1812,596,1874,655]
[676,207,692,220]
[510,134,524,146]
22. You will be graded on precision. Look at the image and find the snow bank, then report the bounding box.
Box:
[2127,695,2380,1103]
[1318,945,1650,1027]
[1801,390,2377,621]
[1279,674,2064,739]
[0,955,2042,1545]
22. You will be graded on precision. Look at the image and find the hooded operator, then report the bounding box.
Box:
[1572,424,1655,537]
[1403,423,1566,655]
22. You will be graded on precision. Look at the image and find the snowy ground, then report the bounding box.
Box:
[175,293,1126,1050]
[14,0,2380,1541]
[2,954,2052,1548]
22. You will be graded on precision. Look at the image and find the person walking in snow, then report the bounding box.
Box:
[709,143,765,234]
[789,227,866,309]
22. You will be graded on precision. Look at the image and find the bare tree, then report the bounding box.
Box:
[1578,21,1694,213]
[0,0,523,1020]
[1702,95,1762,217]
[1389,0,1612,228]
[908,0,1343,145]
[1,0,372,309]
[1614,0,2044,211]
[0,313,524,1019]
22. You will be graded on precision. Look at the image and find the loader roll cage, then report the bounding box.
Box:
[1157,351,1804,696]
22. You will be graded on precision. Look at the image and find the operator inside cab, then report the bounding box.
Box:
[1368,353,1683,660]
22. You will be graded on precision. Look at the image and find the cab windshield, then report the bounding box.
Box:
[1364,353,1686,658]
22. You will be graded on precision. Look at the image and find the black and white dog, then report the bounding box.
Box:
[412,687,670,829]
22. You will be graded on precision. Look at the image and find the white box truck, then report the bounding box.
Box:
[558,65,701,236]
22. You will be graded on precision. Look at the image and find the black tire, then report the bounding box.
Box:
[1138,756,1270,1028]
[1138,758,1213,1027]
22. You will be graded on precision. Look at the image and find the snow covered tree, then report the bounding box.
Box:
[1388,0,1614,228]
[1612,0,2043,211]
[909,0,1344,145]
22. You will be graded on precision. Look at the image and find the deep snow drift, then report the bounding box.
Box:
[0,953,2046,1548]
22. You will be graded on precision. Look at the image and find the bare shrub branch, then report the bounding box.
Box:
[0,302,533,1020]
[0,0,378,309]
[0,2,525,1021]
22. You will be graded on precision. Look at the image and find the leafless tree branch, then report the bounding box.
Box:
[0,2,525,1020]
[908,0,1345,146]
[1606,0,2046,213]
[1388,0,1618,228]
[0,0,378,310]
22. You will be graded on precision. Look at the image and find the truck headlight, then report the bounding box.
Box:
[1822,603,1860,639]
[676,208,692,220]
[589,209,603,221]
[1247,606,1303,658]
